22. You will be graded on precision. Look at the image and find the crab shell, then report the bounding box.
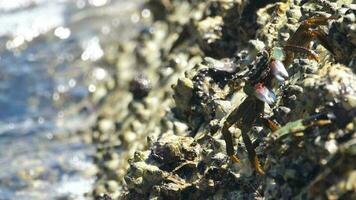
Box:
[254,83,276,105]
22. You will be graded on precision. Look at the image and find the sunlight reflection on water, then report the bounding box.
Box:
[0,0,140,199]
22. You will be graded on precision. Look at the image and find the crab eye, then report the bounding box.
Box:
[271,60,288,82]
[254,83,276,105]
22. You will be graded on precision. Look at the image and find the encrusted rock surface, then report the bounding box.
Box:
[90,0,356,199]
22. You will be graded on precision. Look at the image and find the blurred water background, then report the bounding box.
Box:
[0,0,141,199]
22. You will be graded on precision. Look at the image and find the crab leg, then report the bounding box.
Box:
[272,113,334,141]
[222,122,240,163]
[283,16,336,65]
[222,106,242,163]
[286,16,335,46]
[260,117,280,132]
[303,16,336,26]
[241,127,265,175]
[222,96,266,175]
[310,29,336,56]
[222,97,257,163]
[283,44,319,62]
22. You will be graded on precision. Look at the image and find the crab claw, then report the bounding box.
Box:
[271,60,288,82]
[254,83,276,105]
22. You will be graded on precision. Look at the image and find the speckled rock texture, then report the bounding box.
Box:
[91,0,356,199]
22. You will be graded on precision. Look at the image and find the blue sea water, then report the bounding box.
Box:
[0,0,140,199]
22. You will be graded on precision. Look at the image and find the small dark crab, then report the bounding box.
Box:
[222,16,336,175]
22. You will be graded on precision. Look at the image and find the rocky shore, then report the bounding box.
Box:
[88,0,355,199]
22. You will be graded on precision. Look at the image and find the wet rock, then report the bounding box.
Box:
[151,133,201,171]
[303,63,356,111]
[328,3,356,67]
[94,194,113,200]
[195,16,225,55]
[125,161,167,193]
[89,0,356,199]
[129,74,151,100]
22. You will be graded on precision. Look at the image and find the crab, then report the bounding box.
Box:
[221,16,337,175]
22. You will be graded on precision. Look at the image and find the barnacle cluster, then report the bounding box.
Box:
[90,0,356,199]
